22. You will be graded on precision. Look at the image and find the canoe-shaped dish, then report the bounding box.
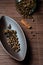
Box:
[0,16,27,61]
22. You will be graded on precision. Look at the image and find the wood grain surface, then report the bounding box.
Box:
[0,0,43,65]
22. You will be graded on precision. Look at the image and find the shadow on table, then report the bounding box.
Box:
[20,33,33,65]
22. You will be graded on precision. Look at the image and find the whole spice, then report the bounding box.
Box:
[21,19,32,29]
[33,34,35,37]
[4,29,20,53]
[16,0,36,18]
[31,31,33,34]
[8,24,11,29]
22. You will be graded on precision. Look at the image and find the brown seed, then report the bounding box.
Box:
[4,29,20,52]
[33,35,35,37]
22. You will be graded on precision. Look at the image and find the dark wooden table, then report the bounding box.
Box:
[0,0,43,65]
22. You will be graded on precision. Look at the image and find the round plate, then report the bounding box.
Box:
[0,16,27,61]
